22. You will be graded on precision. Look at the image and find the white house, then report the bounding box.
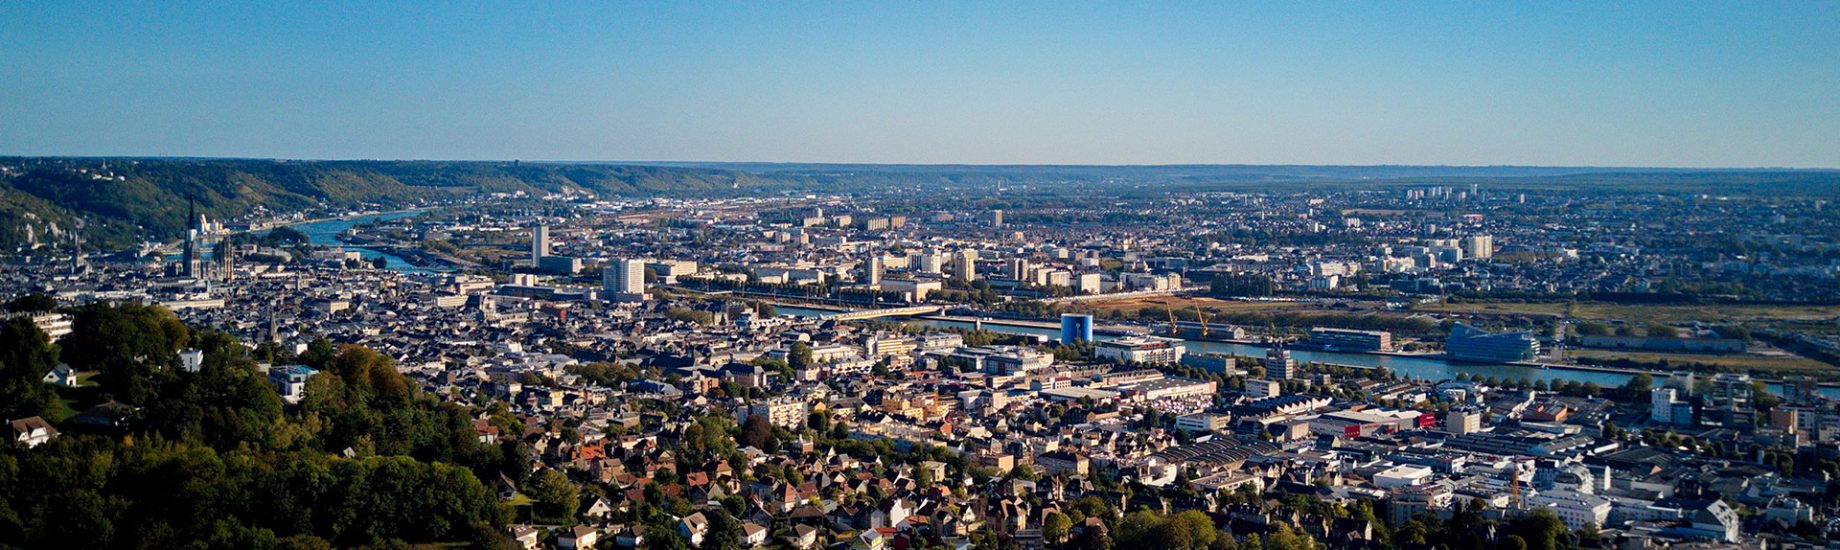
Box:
[180,348,205,373]
[41,363,77,387]
[558,525,599,550]
[678,512,708,547]
[741,522,768,547]
[9,416,58,448]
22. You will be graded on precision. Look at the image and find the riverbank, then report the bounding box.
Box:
[272,207,433,231]
[885,311,1840,397]
[275,209,450,274]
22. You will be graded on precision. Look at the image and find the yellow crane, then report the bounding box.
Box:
[1510,470,1520,509]
[1192,303,1210,338]
[1510,457,1533,509]
[1166,304,1180,336]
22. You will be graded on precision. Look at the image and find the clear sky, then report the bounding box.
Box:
[3,2,1837,167]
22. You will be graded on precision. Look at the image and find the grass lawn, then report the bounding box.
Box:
[47,379,108,422]
[45,397,81,423]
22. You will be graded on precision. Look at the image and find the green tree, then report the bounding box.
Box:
[1620,372,1654,399]
[63,301,190,405]
[1264,522,1316,550]
[1507,509,1569,550]
[0,317,57,419]
[646,529,693,550]
[1751,380,1782,411]
[1044,511,1072,544]
[141,329,285,450]
[530,469,579,522]
[5,293,58,313]
[701,509,743,549]
[739,413,777,450]
[787,342,814,370]
[1169,509,1218,549]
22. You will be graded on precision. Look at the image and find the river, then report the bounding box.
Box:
[276,210,450,275]
[774,304,1836,397]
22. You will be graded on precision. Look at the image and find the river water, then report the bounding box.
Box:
[279,210,449,275]
[775,304,1836,397]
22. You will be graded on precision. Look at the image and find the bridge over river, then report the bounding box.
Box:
[817,305,943,321]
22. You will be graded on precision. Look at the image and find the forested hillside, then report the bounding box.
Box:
[5,157,1837,251]
[0,158,789,249]
[0,303,518,548]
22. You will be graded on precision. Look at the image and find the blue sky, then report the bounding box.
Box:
[3,2,1837,167]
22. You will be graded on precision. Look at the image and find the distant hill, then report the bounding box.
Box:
[0,158,782,249]
[3,157,1837,250]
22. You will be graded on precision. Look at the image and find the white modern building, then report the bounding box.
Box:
[603,259,647,302]
[1095,336,1186,365]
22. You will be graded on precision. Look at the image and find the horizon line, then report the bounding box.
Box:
[3,154,1838,172]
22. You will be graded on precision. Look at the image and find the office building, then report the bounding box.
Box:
[1524,490,1612,530]
[880,278,942,302]
[1060,314,1094,343]
[1308,327,1393,352]
[992,209,1004,227]
[1651,388,1692,426]
[1444,407,1482,434]
[1096,336,1185,365]
[1461,234,1493,260]
[1246,378,1282,398]
[952,249,979,281]
[532,224,550,260]
[646,260,699,284]
[917,250,944,274]
[1006,257,1029,281]
[1444,323,1540,362]
[1175,413,1232,432]
[1263,347,1296,380]
[864,255,883,286]
[1704,373,1755,427]
[603,259,646,301]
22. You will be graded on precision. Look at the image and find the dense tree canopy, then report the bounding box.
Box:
[62,301,191,405]
[0,317,57,420]
[4,293,58,313]
[0,306,510,548]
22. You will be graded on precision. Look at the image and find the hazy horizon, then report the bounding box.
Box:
[5,2,1838,168]
[9,156,1840,172]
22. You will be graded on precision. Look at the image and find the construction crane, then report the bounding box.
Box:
[1192,303,1210,338]
[1509,470,1520,509]
[1165,304,1180,336]
[1509,457,1534,509]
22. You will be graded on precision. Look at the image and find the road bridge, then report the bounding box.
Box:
[821,305,943,321]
